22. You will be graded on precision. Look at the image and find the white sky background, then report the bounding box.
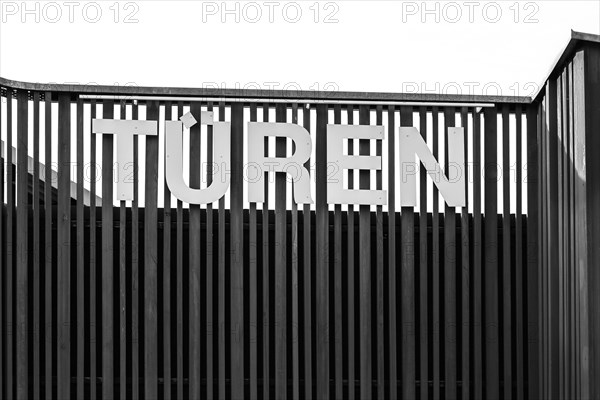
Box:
[0,0,599,213]
[0,0,599,96]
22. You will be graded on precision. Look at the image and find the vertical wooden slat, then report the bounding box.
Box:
[333,104,343,400]
[375,105,384,400]
[176,102,184,400]
[542,88,550,400]
[16,89,29,400]
[291,103,300,400]
[556,75,564,400]
[538,99,547,400]
[567,62,577,400]
[6,91,14,400]
[502,105,513,400]
[418,106,428,400]
[119,101,127,400]
[431,107,441,400]
[472,109,483,400]
[400,106,415,400]
[33,92,41,400]
[231,103,244,400]
[302,105,313,400]
[565,64,572,398]
[144,100,159,400]
[484,107,500,400]
[132,101,140,400]
[444,108,457,400]
[514,105,525,400]
[206,101,214,400]
[57,92,71,400]
[249,103,258,400]
[572,51,588,400]
[274,104,287,400]
[189,101,202,400]
[77,98,85,400]
[101,99,115,400]
[547,80,560,400]
[315,103,329,400]
[347,105,356,400]
[560,69,570,400]
[460,107,470,400]
[359,105,372,400]
[163,103,172,400]
[90,99,98,400]
[386,105,397,400]
[261,104,270,400]
[218,102,227,400]
[119,194,127,400]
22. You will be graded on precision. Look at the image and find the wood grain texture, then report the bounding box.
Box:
[375,106,384,400]
[131,101,140,400]
[32,92,41,400]
[514,105,524,400]
[431,108,441,400]
[315,104,329,400]
[144,101,159,400]
[249,103,258,400]
[472,109,483,400]
[119,101,127,400]
[90,99,98,400]
[333,105,343,400]
[16,90,29,400]
[101,99,115,400]
[231,103,245,400]
[189,102,202,400]
[400,106,415,400]
[57,93,71,400]
[302,105,313,400]
[206,101,215,400]
[484,107,499,400]
[443,108,457,400]
[459,107,470,400]
[386,105,397,400]
[274,104,287,400]
[77,98,85,400]
[418,107,429,400]
[218,102,227,400]
[502,105,513,400]
[163,103,172,400]
[359,105,372,400]
[347,105,356,400]
[261,103,270,400]
[5,91,14,400]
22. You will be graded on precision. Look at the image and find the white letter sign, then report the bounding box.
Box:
[399,126,465,207]
[247,122,313,204]
[326,124,387,206]
[92,119,158,201]
[164,111,231,204]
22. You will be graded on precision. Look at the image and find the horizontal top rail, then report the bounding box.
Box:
[0,76,529,105]
[78,94,497,108]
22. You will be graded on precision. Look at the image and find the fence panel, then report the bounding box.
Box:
[0,81,539,400]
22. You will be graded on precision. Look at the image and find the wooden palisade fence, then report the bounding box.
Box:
[0,30,599,400]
